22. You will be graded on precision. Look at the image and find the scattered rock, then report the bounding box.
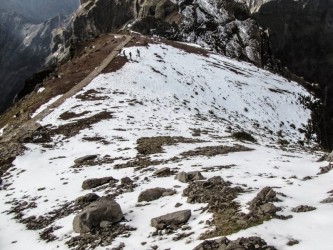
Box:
[320,197,333,204]
[175,203,182,208]
[153,167,171,177]
[249,187,278,216]
[74,155,98,165]
[82,176,118,190]
[180,144,253,157]
[175,171,205,183]
[120,177,133,185]
[287,239,300,246]
[138,188,176,202]
[317,164,333,175]
[73,197,123,233]
[183,176,242,210]
[76,193,100,205]
[292,205,316,213]
[151,210,191,230]
[193,236,277,250]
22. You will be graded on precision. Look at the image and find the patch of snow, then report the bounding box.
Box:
[37,87,45,93]
[31,95,62,118]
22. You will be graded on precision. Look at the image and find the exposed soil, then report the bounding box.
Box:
[59,111,91,120]
[180,144,253,158]
[24,111,113,144]
[136,136,203,155]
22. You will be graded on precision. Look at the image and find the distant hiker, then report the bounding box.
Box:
[136,49,141,58]
[123,50,126,57]
[129,52,132,60]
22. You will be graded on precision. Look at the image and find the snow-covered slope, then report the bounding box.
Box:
[0,39,331,250]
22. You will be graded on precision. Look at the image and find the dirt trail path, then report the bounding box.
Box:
[1,35,132,142]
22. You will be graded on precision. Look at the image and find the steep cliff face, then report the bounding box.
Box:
[72,0,135,40]
[0,0,80,23]
[0,11,69,113]
[0,1,79,114]
[247,0,333,149]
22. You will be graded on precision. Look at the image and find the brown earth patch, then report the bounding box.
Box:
[59,111,90,120]
[180,144,253,158]
[24,111,113,144]
[0,34,125,139]
[136,136,203,155]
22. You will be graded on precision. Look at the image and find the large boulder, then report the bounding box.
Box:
[151,210,191,230]
[73,198,123,233]
[138,187,176,202]
[82,176,118,190]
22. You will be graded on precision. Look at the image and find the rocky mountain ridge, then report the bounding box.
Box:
[1,34,331,250]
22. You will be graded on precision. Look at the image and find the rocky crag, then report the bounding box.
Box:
[0,0,79,114]
[245,0,333,149]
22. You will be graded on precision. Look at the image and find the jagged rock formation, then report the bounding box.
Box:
[247,0,333,149]
[0,0,80,23]
[52,0,272,68]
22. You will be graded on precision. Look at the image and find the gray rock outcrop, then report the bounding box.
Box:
[73,198,123,233]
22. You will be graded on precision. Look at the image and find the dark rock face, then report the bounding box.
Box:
[73,198,123,233]
[251,0,333,149]
[132,0,266,66]
[193,236,277,250]
[82,176,118,190]
[73,0,135,40]
[138,187,176,202]
[151,209,191,230]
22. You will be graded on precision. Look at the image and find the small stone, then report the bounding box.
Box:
[121,177,133,185]
[151,210,191,230]
[320,197,333,203]
[175,203,182,208]
[292,205,316,213]
[138,188,176,202]
[82,176,118,190]
[175,171,205,183]
[153,167,171,177]
[76,193,100,204]
[287,239,299,246]
[74,155,98,165]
